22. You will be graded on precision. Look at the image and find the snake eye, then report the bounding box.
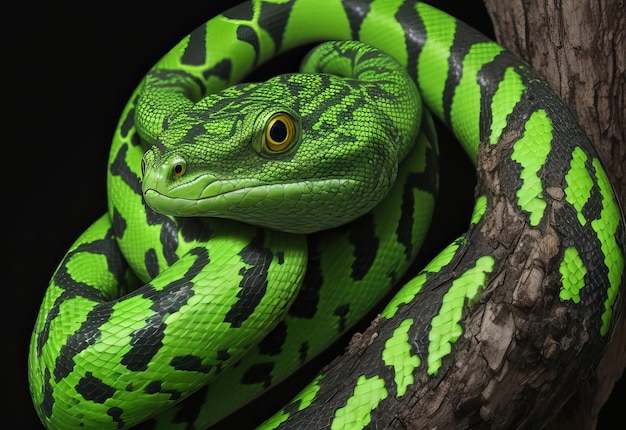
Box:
[263,113,297,152]
[173,160,186,178]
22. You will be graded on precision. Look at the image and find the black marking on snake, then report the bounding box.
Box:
[224,229,272,328]
[350,47,398,87]
[170,385,209,428]
[190,120,215,144]
[442,20,489,128]
[422,115,438,150]
[475,52,524,144]
[146,69,207,106]
[75,371,116,404]
[188,84,256,117]
[491,78,548,201]
[43,234,127,379]
[582,162,605,224]
[281,396,304,420]
[237,25,261,67]
[107,407,124,429]
[144,248,160,280]
[355,76,409,115]
[540,88,599,189]
[288,243,476,424]
[298,341,309,364]
[201,59,233,83]
[334,303,350,333]
[144,381,160,394]
[558,196,606,265]
[397,243,482,361]
[257,320,288,355]
[40,369,53,418]
[179,217,214,243]
[553,169,620,341]
[170,355,213,373]
[348,212,378,280]
[342,0,374,40]
[134,284,197,351]
[141,206,180,267]
[565,220,617,352]
[396,0,424,81]
[499,65,590,213]
[121,248,207,371]
[150,139,169,154]
[215,349,232,371]
[181,24,207,66]
[288,234,322,318]
[144,380,183,400]
[252,77,298,126]
[397,145,438,260]
[216,349,230,361]
[53,303,115,381]
[241,362,275,388]
[222,0,254,20]
[386,269,399,289]
[143,203,169,226]
[111,208,127,239]
[110,143,142,196]
[120,95,139,141]
[275,74,306,108]
[258,0,297,53]
[39,265,99,353]
[300,75,366,128]
[122,310,169,372]
[63,231,127,294]
[159,221,181,267]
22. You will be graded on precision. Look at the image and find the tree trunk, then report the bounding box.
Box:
[482,1,625,428]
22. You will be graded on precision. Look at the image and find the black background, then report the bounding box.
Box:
[9,1,622,428]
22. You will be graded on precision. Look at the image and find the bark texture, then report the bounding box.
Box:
[482,1,625,428]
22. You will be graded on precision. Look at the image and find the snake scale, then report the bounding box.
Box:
[29,0,625,429]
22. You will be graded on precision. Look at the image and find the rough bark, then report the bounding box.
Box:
[482,1,625,428]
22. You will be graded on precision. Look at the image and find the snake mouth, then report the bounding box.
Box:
[142,174,268,216]
[143,177,353,219]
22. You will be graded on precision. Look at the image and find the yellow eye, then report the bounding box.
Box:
[173,160,186,178]
[264,113,297,152]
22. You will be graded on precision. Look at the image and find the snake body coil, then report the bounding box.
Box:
[29,1,624,429]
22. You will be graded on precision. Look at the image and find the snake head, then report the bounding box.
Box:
[140,72,410,234]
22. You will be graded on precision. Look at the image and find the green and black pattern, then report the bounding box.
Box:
[29,1,624,429]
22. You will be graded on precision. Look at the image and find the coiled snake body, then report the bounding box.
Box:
[29,1,625,429]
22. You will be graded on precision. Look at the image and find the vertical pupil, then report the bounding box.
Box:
[270,119,288,142]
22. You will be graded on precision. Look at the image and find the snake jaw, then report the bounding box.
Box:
[143,177,376,234]
[142,169,267,217]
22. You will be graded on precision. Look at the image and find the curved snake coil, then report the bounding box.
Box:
[28,0,625,429]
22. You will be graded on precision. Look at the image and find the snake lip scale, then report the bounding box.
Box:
[144,179,357,229]
[29,0,624,429]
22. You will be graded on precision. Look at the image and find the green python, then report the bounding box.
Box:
[28,0,625,429]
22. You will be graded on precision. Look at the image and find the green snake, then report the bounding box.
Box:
[28,0,625,429]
